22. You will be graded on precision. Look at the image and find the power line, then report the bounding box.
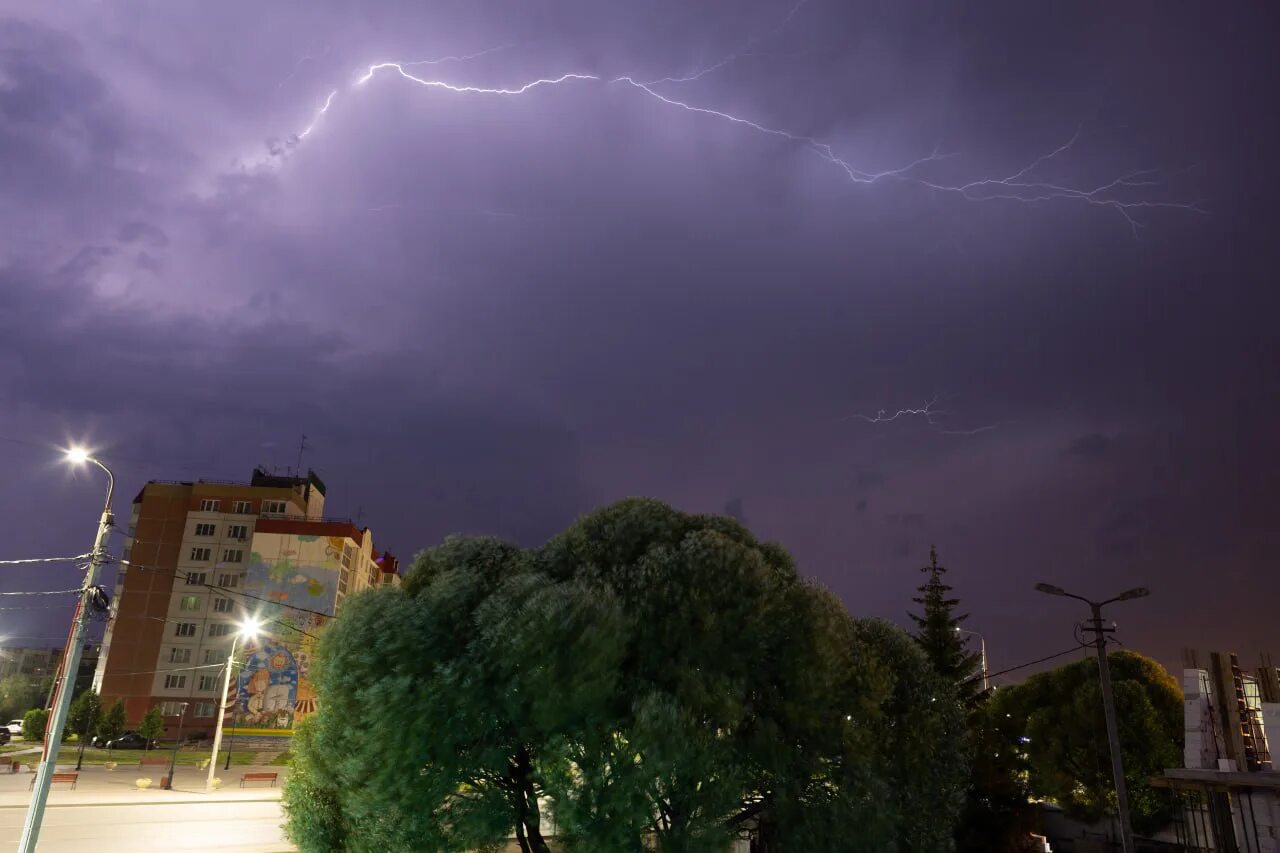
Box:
[963,647,1081,685]
[0,556,91,566]
[0,589,83,597]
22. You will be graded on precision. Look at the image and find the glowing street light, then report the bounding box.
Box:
[205,617,263,790]
[19,447,115,853]
[955,626,989,692]
[1034,582,1150,853]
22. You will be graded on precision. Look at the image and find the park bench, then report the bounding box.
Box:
[31,772,77,790]
[240,772,278,788]
[139,756,169,767]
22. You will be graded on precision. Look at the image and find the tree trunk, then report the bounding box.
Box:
[514,815,531,853]
[511,747,550,853]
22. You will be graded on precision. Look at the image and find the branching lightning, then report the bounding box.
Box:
[844,398,943,426]
[297,88,338,139]
[839,397,998,437]
[641,0,812,85]
[276,28,1203,234]
[276,45,331,93]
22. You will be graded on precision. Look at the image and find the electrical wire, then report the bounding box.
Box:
[0,588,83,597]
[963,647,1081,685]
[0,555,91,565]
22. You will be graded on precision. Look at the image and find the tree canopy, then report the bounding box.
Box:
[980,650,1182,835]
[285,498,971,852]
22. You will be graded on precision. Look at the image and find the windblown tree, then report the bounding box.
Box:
[909,546,985,707]
[285,499,971,852]
[983,650,1182,836]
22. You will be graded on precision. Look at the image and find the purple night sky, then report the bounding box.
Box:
[1,1,1276,677]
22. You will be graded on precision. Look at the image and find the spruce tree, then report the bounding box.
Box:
[909,545,985,705]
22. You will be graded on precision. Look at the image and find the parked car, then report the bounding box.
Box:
[103,731,158,750]
[5,720,23,736]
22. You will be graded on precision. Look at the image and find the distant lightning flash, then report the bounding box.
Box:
[281,44,1202,233]
[844,398,943,426]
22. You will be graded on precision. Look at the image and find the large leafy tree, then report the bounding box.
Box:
[984,650,1182,836]
[285,499,972,852]
[908,546,984,707]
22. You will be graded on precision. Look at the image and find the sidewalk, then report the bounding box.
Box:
[0,761,288,808]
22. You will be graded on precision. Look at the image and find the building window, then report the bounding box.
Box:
[199,499,220,512]
[232,500,252,514]
[189,547,211,562]
[207,624,232,637]
[194,523,216,537]
[213,597,234,613]
[159,701,186,715]
[169,648,191,664]
[179,595,200,611]
[163,674,187,689]
[194,702,215,718]
[198,675,219,691]
[202,649,225,665]
[221,549,243,564]
[174,623,197,637]
[185,572,207,586]
[218,573,239,588]
[261,500,287,516]
[227,524,248,541]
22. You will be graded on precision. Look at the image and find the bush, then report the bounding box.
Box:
[22,708,48,741]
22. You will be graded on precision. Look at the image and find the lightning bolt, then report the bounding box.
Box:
[843,398,943,425]
[297,89,338,139]
[642,0,812,85]
[278,43,1202,233]
[399,44,514,67]
[276,45,331,93]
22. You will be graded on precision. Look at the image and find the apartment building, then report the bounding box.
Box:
[94,468,398,736]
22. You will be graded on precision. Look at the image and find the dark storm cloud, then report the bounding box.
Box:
[1065,433,1112,461]
[2,1,1278,671]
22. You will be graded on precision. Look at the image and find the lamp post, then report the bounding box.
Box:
[1035,582,1150,853]
[162,702,190,790]
[206,618,260,790]
[955,627,989,692]
[18,448,114,853]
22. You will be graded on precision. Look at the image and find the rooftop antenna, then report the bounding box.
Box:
[295,434,308,477]
[355,504,365,528]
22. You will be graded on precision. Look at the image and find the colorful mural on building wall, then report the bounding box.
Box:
[231,531,347,733]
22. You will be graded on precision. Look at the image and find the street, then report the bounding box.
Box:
[0,800,290,851]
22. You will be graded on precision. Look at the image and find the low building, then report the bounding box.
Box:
[1154,650,1280,852]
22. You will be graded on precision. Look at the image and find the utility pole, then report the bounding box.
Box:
[1035,582,1150,853]
[19,448,114,853]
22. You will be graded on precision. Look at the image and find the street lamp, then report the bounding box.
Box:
[1035,582,1150,853]
[955,627,989,692]
[18,447,114,853]
[205,617,262,790]
[161,702,190,790]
